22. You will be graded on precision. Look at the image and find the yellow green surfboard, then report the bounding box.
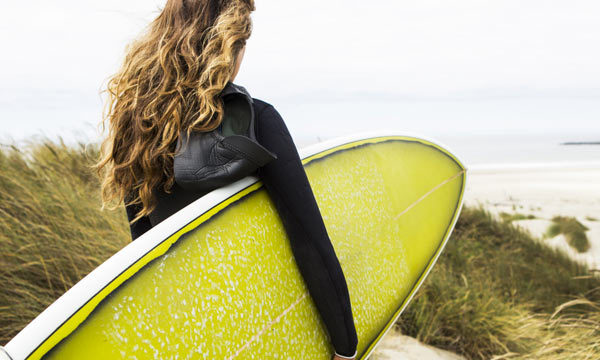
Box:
[1,132,466,360]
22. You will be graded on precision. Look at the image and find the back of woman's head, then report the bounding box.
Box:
[93,0,255,224]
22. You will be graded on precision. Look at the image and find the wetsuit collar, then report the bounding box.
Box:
[220,81,254,103]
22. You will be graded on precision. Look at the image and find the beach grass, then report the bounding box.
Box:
[0,137,129,344]
[546,216,590,253]
[499,212,536,222]
[396,207,600,359]
[1,137,599,359]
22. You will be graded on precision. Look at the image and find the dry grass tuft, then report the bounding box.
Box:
[0,136,129,344]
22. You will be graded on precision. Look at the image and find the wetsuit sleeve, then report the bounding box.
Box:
[124,192,153,241]
[254,104,358,357]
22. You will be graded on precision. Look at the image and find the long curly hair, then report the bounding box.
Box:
[92,0,255,226]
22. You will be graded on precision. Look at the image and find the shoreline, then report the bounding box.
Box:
[468,160,600,172]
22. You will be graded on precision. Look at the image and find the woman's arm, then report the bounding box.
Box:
[254,103,358,358]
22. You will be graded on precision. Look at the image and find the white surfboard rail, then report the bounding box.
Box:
[2,130,467,360]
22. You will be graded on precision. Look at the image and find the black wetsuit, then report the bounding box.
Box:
[124,98,359,358]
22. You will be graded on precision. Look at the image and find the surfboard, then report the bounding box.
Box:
[1,131,467,360]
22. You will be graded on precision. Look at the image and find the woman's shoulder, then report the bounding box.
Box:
[252,98,279,117]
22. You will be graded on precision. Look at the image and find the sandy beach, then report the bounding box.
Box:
[465,164,600,270]
[370,329,465,360]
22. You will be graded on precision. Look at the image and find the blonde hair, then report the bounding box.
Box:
[92,0,255,225]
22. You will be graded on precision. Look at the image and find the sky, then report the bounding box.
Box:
[1,0,599,147]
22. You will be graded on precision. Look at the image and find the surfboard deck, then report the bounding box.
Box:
[2,131,466,360]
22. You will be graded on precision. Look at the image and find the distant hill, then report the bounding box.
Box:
[561,141,600,145]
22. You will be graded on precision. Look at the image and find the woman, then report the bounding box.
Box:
[93,1,358,359]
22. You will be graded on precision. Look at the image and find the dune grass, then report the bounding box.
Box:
[1,137,599,359]
[396,207,600,359]
[499,212,536,222]
[546,216,590,253]
[0,137,129,344]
